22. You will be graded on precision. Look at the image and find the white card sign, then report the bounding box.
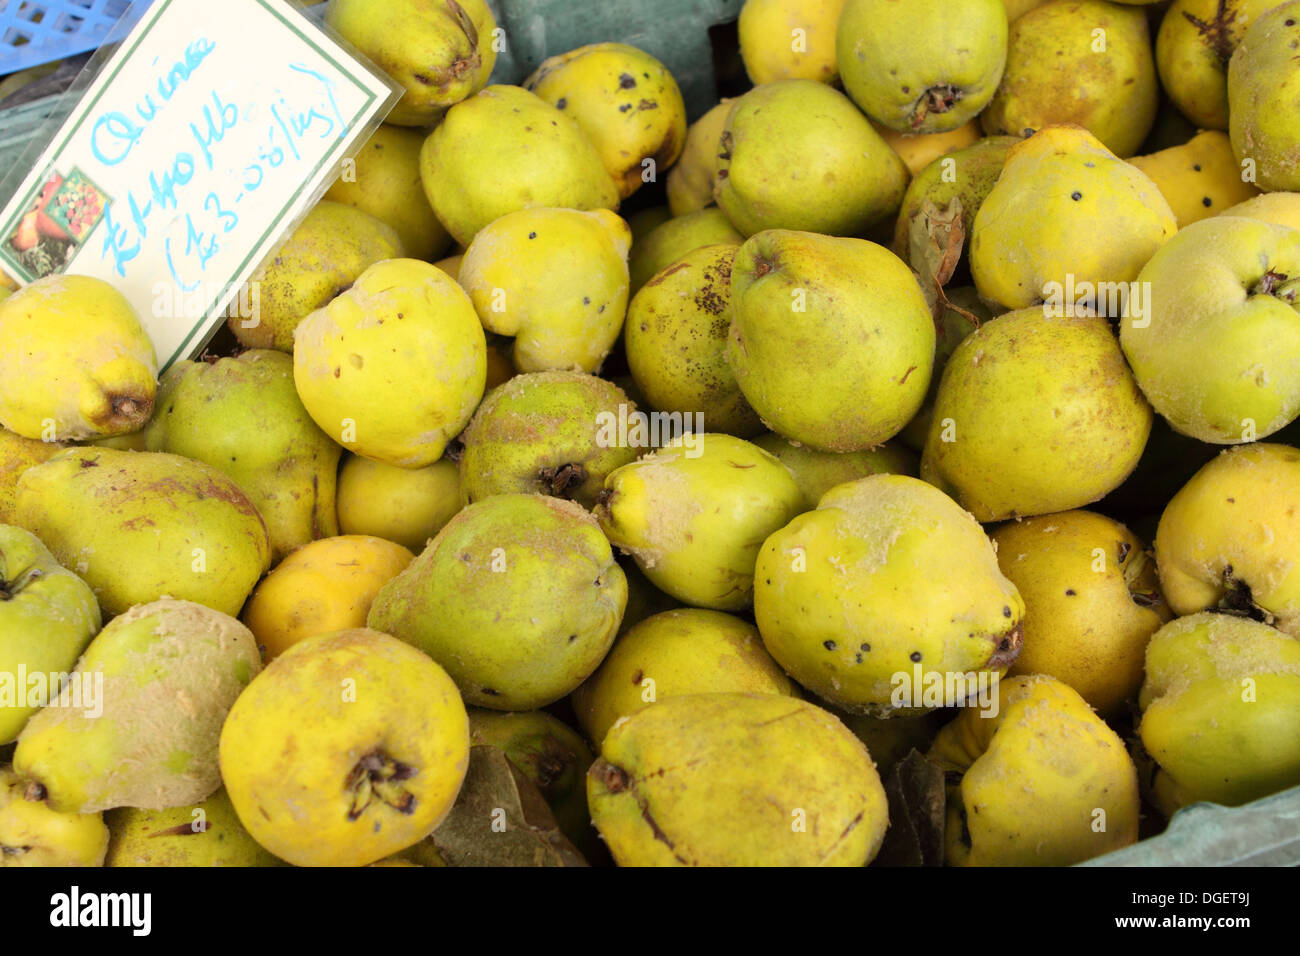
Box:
[0,0,399,370]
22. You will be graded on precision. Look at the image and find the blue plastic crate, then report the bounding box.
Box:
[0,0,151,74]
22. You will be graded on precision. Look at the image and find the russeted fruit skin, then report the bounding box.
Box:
[754,475,1024,715]
[1157,0,1277,131]
[726,230,934,452]
[738,0,845,86]
[595,434,803,611]
[1138,612,1300,816]
[293,258,486,469]
[0,275,156,441]
[15,448,271,618]
[666,101,732,216]
[219,628,470,867]
[325,0,497,126]
[1128,130,1260,228]
[921,309,1153,522]
[625,244,762,437]
[458,371,638,510]
[1229,3,1300,192]
[1155,443,1300,635]
[525,43,687,199]
[14,598,261,814]
[467,710,594,852]
[0,525,101,744]
[0,766,108,867]
[714,80,909,237]
[588,693,889,866]
[105,789,285,867]
[981,0,1158,159]
[929,675,1140,866]
[458,208,631,373]
[970,126,1176,312]
[144,350,340,562]
[572,608,799,746]
[837,0,1007,134]
[420,85,620,246]
[750,433,917,510]
[1120,217,1300,444]
[992,511,1171,716]
[368,495,626,710]
[629,208,743,293]
[324,124,452,262]
[229,201,405,352]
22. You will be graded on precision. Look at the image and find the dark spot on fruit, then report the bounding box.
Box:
[556,97,567,109]
[1203,197,1213,207]
[1227,497,1235,503]
[618,103,632,112]
[910,651,922,663]
[569,634,577,644]
[855,653,863,664]
[860,643,870,652]
[823,640,837,651]
[528,232,537,239]
[619,73,636,89]
[1071,191,1082,201]
[481,687,500,696]
[1002,605,1012,617]
[1193,164,1202,172]
[1065,588,1077,596]
[583,296,591,305]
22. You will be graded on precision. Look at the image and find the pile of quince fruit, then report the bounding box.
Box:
[1,0,1299,868]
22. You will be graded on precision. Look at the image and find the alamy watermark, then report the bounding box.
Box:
[890,666,1000,718]
[0,667,102,719]
[595,404,704,457]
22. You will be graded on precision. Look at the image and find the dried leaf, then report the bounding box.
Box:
[871,749,947,867]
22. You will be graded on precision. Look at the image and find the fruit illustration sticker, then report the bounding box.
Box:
[0,0,400,371]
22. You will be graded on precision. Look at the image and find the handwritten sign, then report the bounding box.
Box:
[0,0,399,370]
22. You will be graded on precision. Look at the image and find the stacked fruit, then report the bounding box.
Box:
[0,0,1299,868]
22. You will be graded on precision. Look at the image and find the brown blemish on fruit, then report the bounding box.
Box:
[1184,0,1239,70]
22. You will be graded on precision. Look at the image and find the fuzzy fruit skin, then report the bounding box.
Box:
[458,371,638,510]
[336,455,461,553]
[420,85,620,246]
[714,80,909,237]
[0,275,156,441]
[526,43,687,200]
[588,693,888,866]
[229,201,404,352]
[595,434,803,611]
[970,126,1176,312]
[219,628,469,867]
[750,433,918,510]
[755,474,1023,714]
[459,208,631,373]
[145,349,341,562]
[105,788,285,867]
[0,428,64,524]
[324,125,452,262]
[992,511,1171,716]
[1221,191,1300,231]
[838,0,1007,134]
[1120,217,1300,444]
[929,675,1140,866]
[1139,612,1300,816]
[892,136,1019,272]
[629,208,743,293]
[467,709,594,852]
[626,244,761,438]
[325,0,497,126]
[727,230,934,452]
[1129,130,1260,228]
[572,608,799,746]
[15,598,260,814]
[293,258,485,469]
[0,765,107,866]
[666,101,732,216]
[368,495,626,710]
[1156,0,1278,131]
[1155,443,1300,634]
[241,535,414,660]
[922,309,1153,522]
[16,448,271,618]
[1229,3,1300,192]
[739,0,846,85]
[0,525,101,743]
[981,0,1158,158]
